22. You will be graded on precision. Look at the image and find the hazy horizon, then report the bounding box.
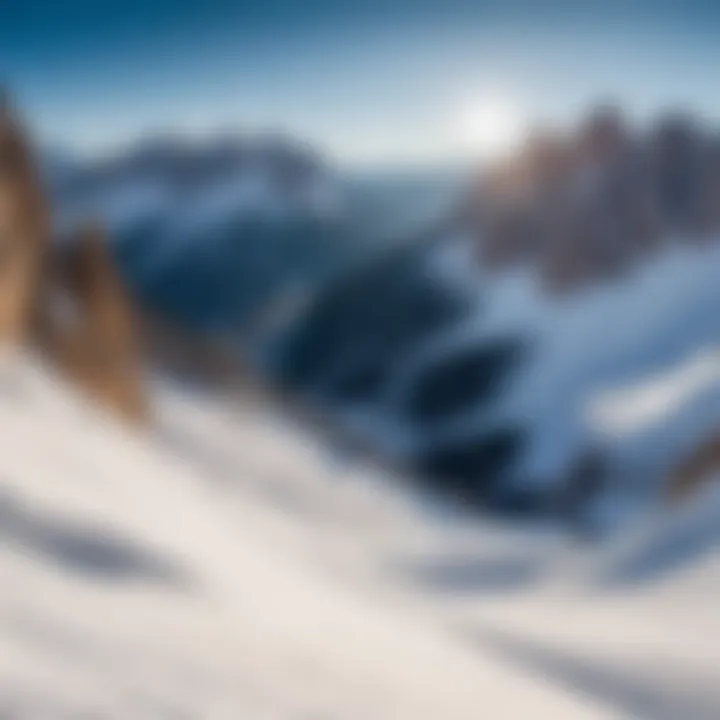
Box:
[6,1,720,169]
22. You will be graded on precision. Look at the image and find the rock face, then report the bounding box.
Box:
[460,106,720,294]
[0,98,49,346]
[667,431,720,504]
[400,338,524,428]
[37,224,148,423]
[0,98,146,423]
[273,236,534,512]
[275,238,472,402]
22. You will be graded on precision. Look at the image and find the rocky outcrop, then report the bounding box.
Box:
[275,238,471,402]
[667,431,720,504]
[37,223,148,423]
[0,97,146,423]
[461,107,720,294]
[0,96,49,346]
[400,338,524,428]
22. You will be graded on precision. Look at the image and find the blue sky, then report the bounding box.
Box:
[3,1,720,166]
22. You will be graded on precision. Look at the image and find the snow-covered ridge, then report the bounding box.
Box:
[589,348,720,438]
[50,135,342,240]
[274,218,720,522]
[338,234,720,508]
[495,238,720,483]
[0,351,631,719]
[458,107,720,294]
[3,350,720,718]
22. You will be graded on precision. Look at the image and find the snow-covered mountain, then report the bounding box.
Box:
[43,115,720,526]
[47,139,465,357]
[2,349,719,719]
[272,108,720,524]
[425,236,720,465]
[47,135,350,342]
[52,135,341,234]
[277,214,720,526]
[455,107,720,294]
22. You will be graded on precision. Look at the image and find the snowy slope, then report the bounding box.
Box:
[380,236,720,489]
[0,354,628,720]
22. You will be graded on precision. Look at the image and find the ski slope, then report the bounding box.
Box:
[1,352,718,718]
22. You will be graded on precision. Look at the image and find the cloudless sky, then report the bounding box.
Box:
[4,0,720,167]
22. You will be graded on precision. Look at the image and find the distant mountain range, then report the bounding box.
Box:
[47,136,464,348]
[46,134,353,347]
[46,115,720,528]
[454,106,720,293]
[274,108,720,526]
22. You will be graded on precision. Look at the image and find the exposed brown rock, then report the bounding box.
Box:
[470,106,720,295]
[667,431,720,504]
[480,206,537,269]
[575,106,628,165]
[0,96,49,346]
[0,95,147,424]
[36,223,149,424]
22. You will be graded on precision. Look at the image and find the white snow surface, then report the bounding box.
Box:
[56,164,340,239]
[1,352,719,718]
[392,237,720,487]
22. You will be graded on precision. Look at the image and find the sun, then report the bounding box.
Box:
[454,95,527,162]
